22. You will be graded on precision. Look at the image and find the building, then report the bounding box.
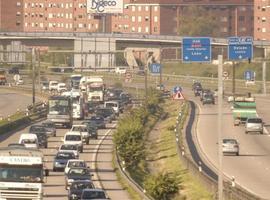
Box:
[0,0,255,39]
[254,0,270,41]
[0,0,102,32]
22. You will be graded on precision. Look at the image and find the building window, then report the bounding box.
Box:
[16,21,21,26]
[131,27,135,32]
[138,16,142,22]
[138,6,141,11]
[118,24,122,29]
[25,23,28,27]
[238,16,245,21]
[154,27,158,32]
[95,24,98,29]
[154,16,158,22]
[262,7,266,11]
[138,27,142,32]
[132,6,135,12]
[132,16,135,22]
[221,16,227,22]
[16,2,21,6]
[262,17,266,22]
[154,6,158,12]
[221,27,228,32]
[239,6,246,11]
[124,5,128,9]
[239,27,246,32]
[145,6,149,11]
[262,27,266,32]
[25,3,27,8]
[145,26,149,33]
[145,16,149,21]
[124,25,129,30]
[16,12,21,16]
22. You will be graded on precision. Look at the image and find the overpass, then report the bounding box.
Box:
[0,32,269,68]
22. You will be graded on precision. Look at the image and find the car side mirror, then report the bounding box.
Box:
[45,169,49,177]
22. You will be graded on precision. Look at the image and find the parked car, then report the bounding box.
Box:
[53,151,76,172]
[68,180,95,200]
[245,117,264,134]
[65,167,92,190]
[81,188,110,200]
[222,139,239,156]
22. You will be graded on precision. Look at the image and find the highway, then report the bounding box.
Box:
[192,92,270,199]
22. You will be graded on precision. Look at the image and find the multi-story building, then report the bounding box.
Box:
[0,0,102,32]
[0,0,255,39]
[254,0,270,41]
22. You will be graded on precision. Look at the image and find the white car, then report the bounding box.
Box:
[16,78,24,85]
[63,131,83,153]
[64,159,88,174]
[104,101,121,115]
[58,144,80,159]
[70,125,90,144]
[18,133,39,149]
[115,67,127,74]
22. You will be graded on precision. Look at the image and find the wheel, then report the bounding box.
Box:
[245,131,248,134]
[53,168,56,172]
[236,152,239,156]
[260,131,263,135]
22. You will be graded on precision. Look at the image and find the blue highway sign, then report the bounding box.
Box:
[173,86,182,93]
[150,63,161,74]
[182,37,211,62]
[244,70,255,81]
[228,37,253,60]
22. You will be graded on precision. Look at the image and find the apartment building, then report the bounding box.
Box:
[0,0,255,39]
[0,0,102,32]
[254,0,270,40]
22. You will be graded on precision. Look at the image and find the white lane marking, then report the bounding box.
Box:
[92,124,117,189]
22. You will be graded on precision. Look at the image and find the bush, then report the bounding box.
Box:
[144,172,180,200]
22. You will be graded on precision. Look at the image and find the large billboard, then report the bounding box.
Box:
[87,0,123,14]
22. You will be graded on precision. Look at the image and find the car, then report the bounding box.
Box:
[194,87,202,97]
[81,188,110,200]
[53,151,76,172]
[86,102,100,115]
[222,139,239,156]
[119,92,131,106]
[115,67,127,74]
[59,144,80,159]
[65,167,92,190]
[245,117,264,134]
[70,125,90,145]
[81,122,98,139]
[8,67,19,74]
[63,131,84,153]
[42,121,56,137]
[202,94,215,105]
[68,180,95,200]
[104,101,121,115]
[192,82,202,91]
[16,78,24,85]
[85,116,106,129]
[29,125,48,148]
[65,159,88,175]
[95,108,116,123]
[41,81,49,91]
[18,133,39,149]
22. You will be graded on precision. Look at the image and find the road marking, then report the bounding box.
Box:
[92,124,117,189]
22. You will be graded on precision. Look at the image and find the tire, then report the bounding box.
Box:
[260,131,263,135]
[236,152,239,156]
[245,131,248,134]
[53,168,56,172]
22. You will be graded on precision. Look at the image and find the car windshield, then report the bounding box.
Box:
[65,135,81,141]
[0,165,42,183]
[72,127,87,132]
[68,168,89,176]
[248,118,262,123]
[223,139,237,144]
[22,139,36,144]
[71,182,94,190]
[105,103,117,108]
[60,145,78,150]
[42,122,55,128]
[56,152,75,159]
[82,191,106,199]
[68,161,86,168]
[30,126,46,132]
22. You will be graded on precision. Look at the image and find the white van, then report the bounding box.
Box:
[104,101,121,115]
[49,81,58,91]
[63,131,83,153]
[19,133,39,149]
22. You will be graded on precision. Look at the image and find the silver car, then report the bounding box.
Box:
[245,118,264,134]
[222,139,239,156]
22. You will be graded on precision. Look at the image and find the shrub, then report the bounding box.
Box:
[144,172,180,200]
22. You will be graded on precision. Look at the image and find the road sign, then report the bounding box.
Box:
[244,70,255,81]
[173,91,185,100]
[173,86,182,93]
[150,63,161,74]
[228,37,253,60]
[182,37,211,62]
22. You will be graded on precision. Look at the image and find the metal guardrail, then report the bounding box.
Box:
[175,101,266,200]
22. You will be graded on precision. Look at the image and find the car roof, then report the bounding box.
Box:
[65,131,81,135]
[20,133,37,139]
[67,159,85,163]
[82,188,105,192]
[72,124,87,127]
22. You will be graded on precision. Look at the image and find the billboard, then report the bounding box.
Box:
[87,0,123,14]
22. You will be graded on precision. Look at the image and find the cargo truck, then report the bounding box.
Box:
[233,101,257,126]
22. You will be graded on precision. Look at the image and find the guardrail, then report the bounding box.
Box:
[175,102,266,200]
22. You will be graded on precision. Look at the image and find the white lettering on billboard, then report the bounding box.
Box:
[87,0,123,14]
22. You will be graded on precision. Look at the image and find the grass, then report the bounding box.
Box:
[145,100,212,200]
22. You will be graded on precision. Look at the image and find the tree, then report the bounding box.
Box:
[179,6,220,37]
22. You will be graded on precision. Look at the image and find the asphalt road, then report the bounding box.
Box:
[0,89,33,118]
[192,92,270,199]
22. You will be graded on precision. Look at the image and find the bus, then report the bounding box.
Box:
[0,146,49,200]
[47,96,73,128]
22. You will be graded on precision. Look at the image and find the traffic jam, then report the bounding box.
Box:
[0,74,132,200]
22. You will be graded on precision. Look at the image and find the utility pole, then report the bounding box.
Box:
[38,49,41,92]
[232,61,236,97]
[145,51,148,104]
[32,48,36,108]
[159,47,162,87]
[263,61,266,95]
[218,55,223,200]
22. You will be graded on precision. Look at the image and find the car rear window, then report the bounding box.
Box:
[247,118,262,123]
[223,139,237,144]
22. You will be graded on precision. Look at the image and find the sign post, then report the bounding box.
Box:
[182,37,211,62]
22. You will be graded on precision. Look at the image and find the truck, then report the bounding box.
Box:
[47,96,73,128]
[62,90,85,119]
[0,69,7,85]
[86,76,104,103]
[0,146,49,200]
[233,101,257,126]
[70,74,82,89]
